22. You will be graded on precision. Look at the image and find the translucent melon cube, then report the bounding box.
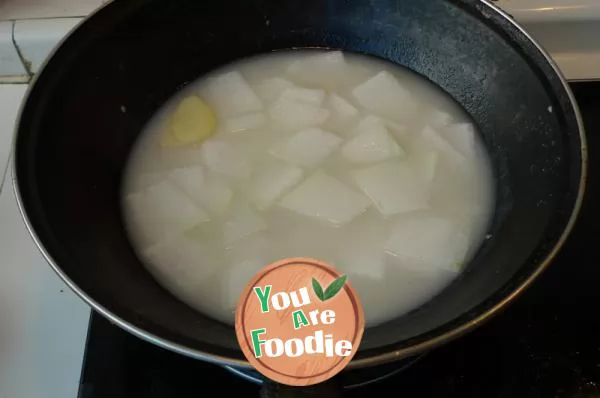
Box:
[144,179,210,231]
[168,164,206,197]
[279,170,371,227]
[325,92,359,128]
[143,234,216,285]
[341,120,405,164]
[168,165,233,215]
[286,51,347,86]
[418,125,466,164]
[337,250,386,280]
[123,193,147,225]
[275,218,339,262]
[280,87,326,106]
[385,214,469,273]
[224,260,264,311]
[429,109,453,128]
[254,77,295,103]
[351,71,416,121]
[123,193,177,246]
[444,123,476,157]
[328,93,358,118]
[352,161,431,217]
[222,234,272,311]
[288,51,345,73]
[450,228,472,271]
[345,115,406,140]
[351,115,384,136]
[269,127,343,168]
[222,112,266,133]
[221,204,268,247]
[203,71,263,117]
[268,92,330,130]
[378,117,408,138]
[200,139,251,179]
[159,146,203,170]
[247,164,305,210]
[334,218,388,280]
[410,150,439,184]
[132,171,167,191]
[197,175,234,215]
[225,231,272,263]
[125,182,209,247]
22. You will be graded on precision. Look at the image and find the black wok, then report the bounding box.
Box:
[12,0,586,391]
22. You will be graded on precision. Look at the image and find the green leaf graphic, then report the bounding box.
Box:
[312,278,325,301]
[323,275,348,301]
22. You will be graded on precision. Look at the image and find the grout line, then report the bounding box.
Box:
[0,76,30,84]
[11,20,33,77]
[0,15,87,22]
[0,152,11,196]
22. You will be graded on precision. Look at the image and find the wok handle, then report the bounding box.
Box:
[259,379,343,398]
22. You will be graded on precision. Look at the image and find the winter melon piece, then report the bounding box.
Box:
[268,93,330,130]
[341,120,405,164]
[279,170,371,227]
[223,112,266,133]
[169,165,233,215]
[385,214,469,274]
[221,204,268,247]
[280,87,326,106]
[144,179,210,231]
[351,71,416,122]
[222,233,272,311]
[203,70,263,117]
[254,77,295,103]
[200,139,251,180]
[247,164,305,210]
[352,161,431,217]
[269,127,342,168]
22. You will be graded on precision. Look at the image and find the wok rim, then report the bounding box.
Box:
[10,0,588,370]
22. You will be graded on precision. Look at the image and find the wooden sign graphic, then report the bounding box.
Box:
[235,257,365,386]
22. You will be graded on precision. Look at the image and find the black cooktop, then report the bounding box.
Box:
[78,82,599,398]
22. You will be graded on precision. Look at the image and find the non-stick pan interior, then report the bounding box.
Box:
[13,0,583,366]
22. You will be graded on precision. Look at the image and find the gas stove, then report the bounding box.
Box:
[0,1,598,397]
[78,81,600,397]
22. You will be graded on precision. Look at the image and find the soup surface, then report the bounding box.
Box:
[122,50,494,327]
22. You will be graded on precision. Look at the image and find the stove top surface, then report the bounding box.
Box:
[79,82,600,398]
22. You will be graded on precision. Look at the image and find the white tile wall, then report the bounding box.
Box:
[0,0,107,21]
[495,0,600,80]
[14,18,82,74]
[0,21,29,82]
[0,7,94,398]
[0,82,92,398]
[0,177,91,398]
[0,84,27,189]
[496,0,600,22]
